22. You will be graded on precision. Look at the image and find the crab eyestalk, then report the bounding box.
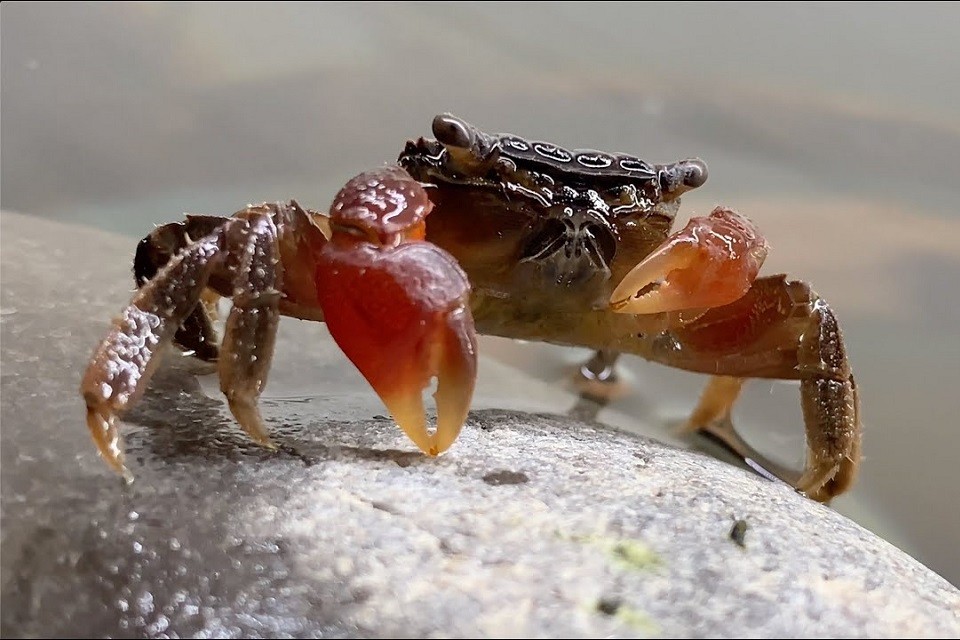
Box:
[431,113,501,174]
[658,158,709,200]
[315,167,478,455]
[610,207,768,315]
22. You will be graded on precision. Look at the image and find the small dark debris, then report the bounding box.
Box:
[371,415,390,421]
[482,470,529,486]
[439,538,460,555]
[370,501,399,515]
[349,586,372,604]
[730,519,748,548]
[278,443,317,467]
[596,595,622,616]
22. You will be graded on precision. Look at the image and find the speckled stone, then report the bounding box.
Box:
[2,211,958,638]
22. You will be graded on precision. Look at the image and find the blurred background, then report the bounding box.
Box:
[3,2,958,586]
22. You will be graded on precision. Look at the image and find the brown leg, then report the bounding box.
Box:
[682,376,745,432]
[472,269,861,501]
[573,349,625,402]
[795,300,861,501]
[134,215,228,362]
[681,376,804,487]
[217,215,282,448]
[81,232,225,479]
[658,277,861,502]
[81,210,283,478]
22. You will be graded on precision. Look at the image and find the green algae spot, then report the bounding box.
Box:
[615,604,659,633]
[610,539,661,571]
[555,530,662,572]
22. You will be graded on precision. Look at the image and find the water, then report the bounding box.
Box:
[3,2,959,586]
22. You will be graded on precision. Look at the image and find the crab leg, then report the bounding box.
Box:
[605,209,860,501]
[80,211,283,478]
[81,233,224,479]
[471,206,859,501]
[680,376,805,486]
[574,349,624,403]
[134,215,228,362]
[216,214,282,448]
[641,281,862,501]
[315,168,478,456]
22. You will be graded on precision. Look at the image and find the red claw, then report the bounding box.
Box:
[610,207,768,315]
[315,167,478,455]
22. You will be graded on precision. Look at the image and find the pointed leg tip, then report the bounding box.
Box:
[257,437,279,451]
[226,396,279,450]
[86,404,131,479]
[796,463,849,504]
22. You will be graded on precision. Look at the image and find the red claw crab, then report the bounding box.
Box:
[81,114,861,502]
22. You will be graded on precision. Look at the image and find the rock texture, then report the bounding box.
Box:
[2,211,958,638]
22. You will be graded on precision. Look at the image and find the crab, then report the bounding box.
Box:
[81,114,861,502]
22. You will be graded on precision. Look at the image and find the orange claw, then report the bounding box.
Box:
[610,207,768,315]
[315,167,478,455]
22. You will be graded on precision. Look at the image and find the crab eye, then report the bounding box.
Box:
[659,158,709,196]
[432,114,475,149]
[681,159,708,189]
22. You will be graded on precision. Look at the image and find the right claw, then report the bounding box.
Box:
[315,167,478,456]
[316,241,478,455]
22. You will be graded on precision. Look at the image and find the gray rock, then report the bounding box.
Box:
[2,211,958,638]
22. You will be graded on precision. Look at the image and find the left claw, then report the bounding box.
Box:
[610,207,768,315]
[315,167,478,456]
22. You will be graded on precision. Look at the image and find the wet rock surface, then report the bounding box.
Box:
[2,211,959,638]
